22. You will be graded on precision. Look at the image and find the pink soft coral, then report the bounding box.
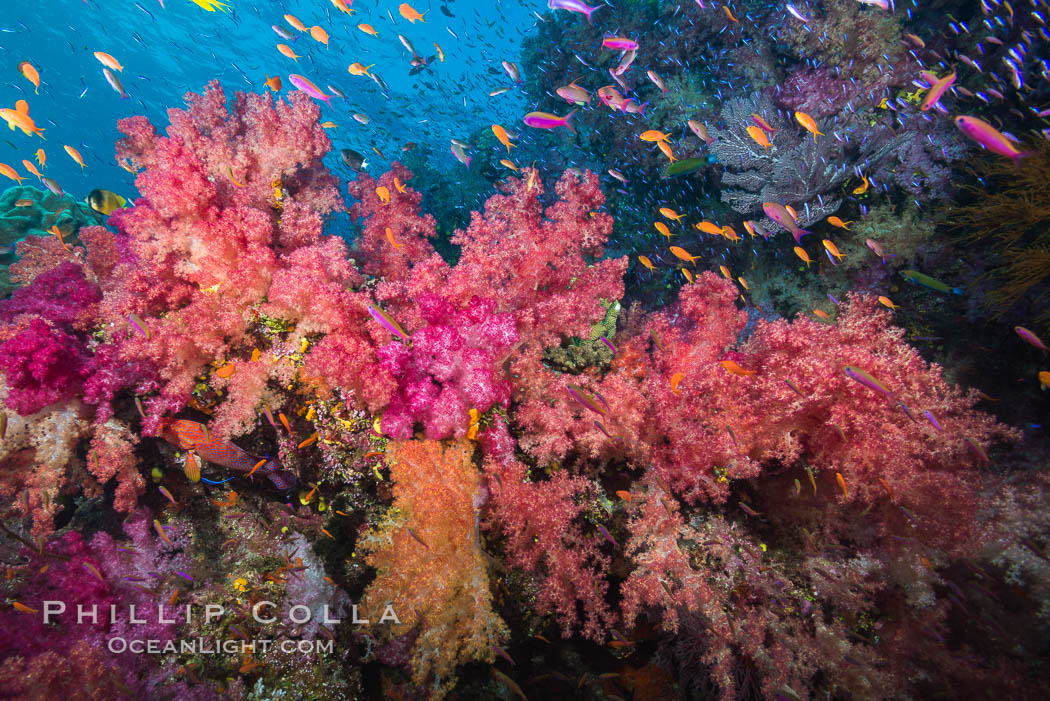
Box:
[97,81,352,436]
[377,294,518,440]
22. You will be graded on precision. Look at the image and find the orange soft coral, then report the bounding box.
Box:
[359,439,506,698]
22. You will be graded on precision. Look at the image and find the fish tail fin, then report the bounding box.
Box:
[638,101,650,116]
[793,228,812,243]
[585,6,599,24]
[564,109,577,134]
[1011,150,1037,167]
[952,286,964,295]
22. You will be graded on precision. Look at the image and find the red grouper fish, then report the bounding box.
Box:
[161,419,295,489]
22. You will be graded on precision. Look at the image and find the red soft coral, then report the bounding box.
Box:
[483,456,614,641]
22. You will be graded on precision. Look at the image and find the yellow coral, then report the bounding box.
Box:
[358,439,506,698]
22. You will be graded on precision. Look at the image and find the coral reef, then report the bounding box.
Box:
[0,48,1047,701]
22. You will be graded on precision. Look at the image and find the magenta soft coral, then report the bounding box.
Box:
[446,170,626,347]
[0,513,212,697]
[377,294,518,440]
[0,318,90,415]
[0,261,100,331]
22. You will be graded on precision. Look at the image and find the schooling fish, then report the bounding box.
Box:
[160,419,294,489]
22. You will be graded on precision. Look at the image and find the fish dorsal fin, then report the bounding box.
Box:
[15,100,29,115]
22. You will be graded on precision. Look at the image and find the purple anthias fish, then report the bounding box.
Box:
[924,410,943,431]
[523,110,577,133]
[103,67,128,100]
[451,142,472,167]
[844,366,894,401]
[288,74,332,106]
[1015,325,1047,352]
[368,304,410,343]
[548,0,603,23]
[567,384,606,416]
[602,36,638,51]
[954,116,1033,164]
[762,202,811,243]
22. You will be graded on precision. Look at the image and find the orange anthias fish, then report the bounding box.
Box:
[638,255,656,271]
[21,160,42,180]
[277,44,301,61]
[670,372,684,395]
[265,74,282,92]
[310,26,330,47]
[835,472,848,499]
[492,124,515,152]
[696,220,724,236]
[285,13,307,32]
[794,246,813,268]
[18,62,40,94]
[0,100,45,139]
[822,239,845,262]
[640,129,671,142]
[747,125,771,149]
[64,145,85,169]
[794,111,823,141]
[399,3,427,22]
[657,141,676,162]
[348,62,374,77]
[161,419,295,489]
[719,360,756,377]
[0,163,23,184]
[93,51,123,72]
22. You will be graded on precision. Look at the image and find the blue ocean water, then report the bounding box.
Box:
[1,0,535,198]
